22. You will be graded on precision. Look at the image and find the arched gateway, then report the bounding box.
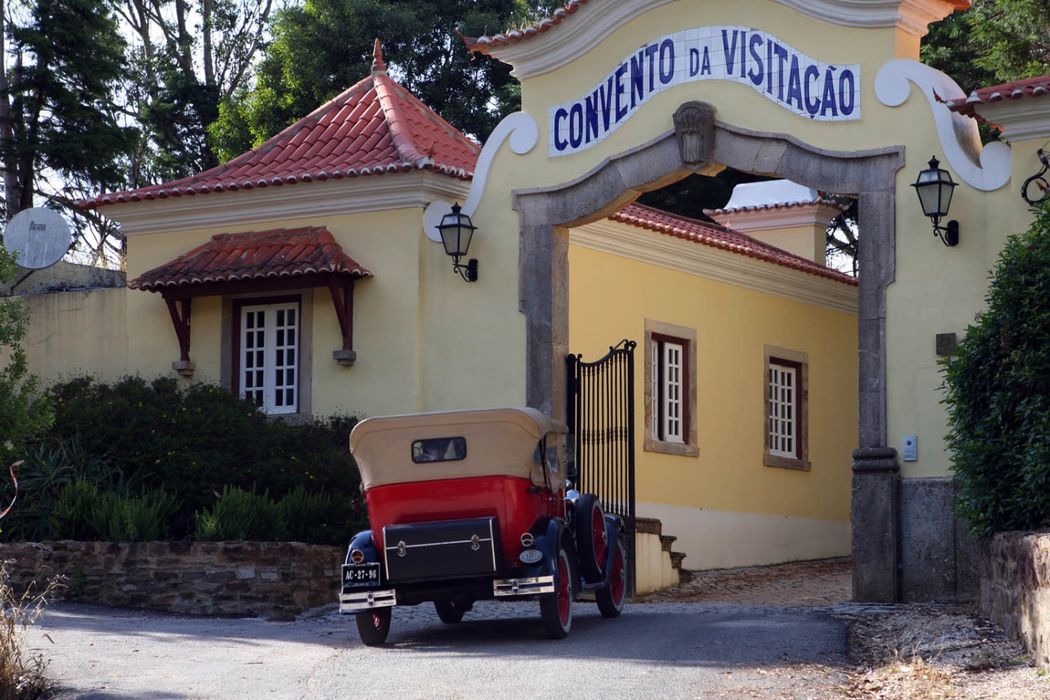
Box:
[513,112,902,599]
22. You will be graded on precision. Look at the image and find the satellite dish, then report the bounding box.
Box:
[2,207,71,269]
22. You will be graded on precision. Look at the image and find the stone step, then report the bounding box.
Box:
[634,517,663,536]
[634,516,691,592]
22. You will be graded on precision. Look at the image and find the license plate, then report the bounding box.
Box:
[342,563,381,588]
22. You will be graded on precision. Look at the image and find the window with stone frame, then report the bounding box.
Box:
[644,320,698,457]
[764,346,809,470]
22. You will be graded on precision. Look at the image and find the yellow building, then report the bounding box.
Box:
[569,197,857,569]
[15,0,1050,599]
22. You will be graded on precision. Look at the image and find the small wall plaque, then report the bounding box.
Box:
[935,333,957,357]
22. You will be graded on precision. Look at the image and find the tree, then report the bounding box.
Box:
[943,203,1050,536]
[117,0,276,181]
[923,0,1050,93]
[0,0,134,221]
[0,247,52,468]
[824,197,858,277]
[210,0,549,160]
[636,170,768,222]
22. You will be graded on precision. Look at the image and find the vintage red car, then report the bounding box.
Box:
[339,407,627,645]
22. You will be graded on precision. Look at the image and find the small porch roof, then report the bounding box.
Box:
[128,226,372,295]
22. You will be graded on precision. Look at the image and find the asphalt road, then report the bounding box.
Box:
[28,600,850,699]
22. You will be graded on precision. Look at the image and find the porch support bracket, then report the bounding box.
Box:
[328,278,357,366]
[163,295,195,377]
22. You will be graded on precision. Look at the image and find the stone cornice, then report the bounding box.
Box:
[974,100,1050,143]
[572,219,858,314]
[101,172,471,237]
[486,0,961,78]
[708,201,844,233]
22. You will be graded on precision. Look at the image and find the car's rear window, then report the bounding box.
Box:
[412,437,467,463]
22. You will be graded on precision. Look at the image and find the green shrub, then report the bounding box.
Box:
[943,202,1050,536]
[43,376,363,542]
[278,485,332,542]
[89,488,180,542]
[0,246,53,472]
[50,479,179,542]
[1,435,120,541]
[50,479,100,541]
[194,486,286,541]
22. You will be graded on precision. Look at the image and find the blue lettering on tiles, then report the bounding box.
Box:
[549,26,862,156]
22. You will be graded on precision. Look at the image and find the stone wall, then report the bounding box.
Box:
[980,531,1050,671]
[0,541,343,620]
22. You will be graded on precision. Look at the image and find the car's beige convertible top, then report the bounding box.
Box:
[350,408,568,490]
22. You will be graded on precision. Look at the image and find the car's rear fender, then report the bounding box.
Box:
[525,517,576,579]
[602,515,624,577]
[346,530,380,565]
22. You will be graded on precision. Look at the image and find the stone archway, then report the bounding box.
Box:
[512,103,905,601]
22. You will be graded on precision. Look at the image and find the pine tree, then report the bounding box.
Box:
[0,0,135,219]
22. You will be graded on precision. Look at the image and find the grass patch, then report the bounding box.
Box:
[0,564,59,700]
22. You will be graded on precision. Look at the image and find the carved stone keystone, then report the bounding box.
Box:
[673,102,716,170]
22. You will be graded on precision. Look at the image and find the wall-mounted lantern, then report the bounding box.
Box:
[437,203,478,282]
[1022,149,1049,206]
[912,156,960,247]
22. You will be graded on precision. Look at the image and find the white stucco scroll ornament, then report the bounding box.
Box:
[875,59,1011,191]
[423,112,539,242]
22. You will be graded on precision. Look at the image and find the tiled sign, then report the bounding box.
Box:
[549,26,861,156]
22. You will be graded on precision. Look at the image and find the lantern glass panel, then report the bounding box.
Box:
[439,222,473,257]
[936,180,955,216]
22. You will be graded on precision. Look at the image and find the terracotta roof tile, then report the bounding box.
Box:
[466,0,969,53]
[83,65,479,210]
[943,74,1050,120]
[464,1,591,53]
[705,198,844,216]
[129,227,373,292]
[610,203,856,286]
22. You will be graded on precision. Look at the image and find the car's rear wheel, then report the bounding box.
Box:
[596,537,627,618]
[356,608,392,646]
[575,494,608,580]
[434,599,468,624]
[540,545,574,639]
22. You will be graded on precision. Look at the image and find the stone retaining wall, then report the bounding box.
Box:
[980,531,1050,671]
[0,541,343,620]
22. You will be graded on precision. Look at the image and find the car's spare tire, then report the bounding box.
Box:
[575,493,608,579]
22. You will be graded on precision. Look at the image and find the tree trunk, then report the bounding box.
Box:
[0,3,19,221]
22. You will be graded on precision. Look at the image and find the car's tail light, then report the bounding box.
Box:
[350,549,366,564]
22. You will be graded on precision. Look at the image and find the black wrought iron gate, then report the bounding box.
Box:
[566,339,637,593]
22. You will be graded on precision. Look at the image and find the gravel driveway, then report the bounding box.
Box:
[29,558,1047,699]
[29,600,850,699]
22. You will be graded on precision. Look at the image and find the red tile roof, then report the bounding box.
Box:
[83,49,480,209]
[943,74,1050,120]
[466,0,969,53]
[129,227,372,292]
[705,198,843,216]
[610,203,856,286]
[464,0,590,53]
